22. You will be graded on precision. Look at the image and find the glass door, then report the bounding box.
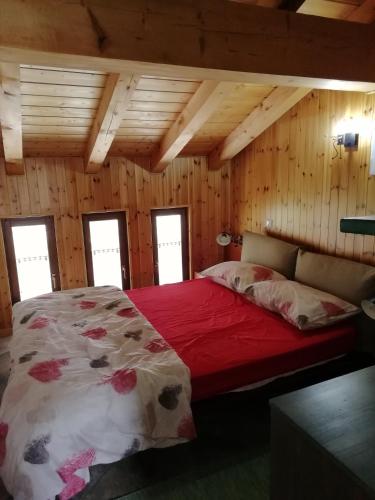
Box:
[2,216,61,303]
[82,212,130,290]
[151,208,189,285]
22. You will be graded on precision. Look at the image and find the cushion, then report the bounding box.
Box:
[201,261,286,293]
[295,249,375,306]
[241,231,300,279]
[246,280,359,331]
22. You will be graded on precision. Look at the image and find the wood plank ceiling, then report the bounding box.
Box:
[0,0,374,174]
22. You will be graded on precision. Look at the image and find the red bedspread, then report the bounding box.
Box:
[128,278,356,400]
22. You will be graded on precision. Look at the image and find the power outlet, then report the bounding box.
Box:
[265,219,273,229]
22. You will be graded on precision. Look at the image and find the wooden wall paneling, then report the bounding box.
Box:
[292,98,305,243]
[312,91,328,250]
[304,92,317,245]
[122,159,141,289]
[286,106,298,237]
[191,158,203,272]
[64,158,86,289]
[0,156,230,328]
[230,89,375,266]
[342,94,363,259]
[353,95,373,260]
[328,94,350,255]
[0,222,11,329]
[319,91,333,254]
[363,97,375,262]
[186,158,194,277]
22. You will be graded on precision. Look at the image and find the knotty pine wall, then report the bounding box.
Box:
[231,89,375,266]
[0,156,230,329]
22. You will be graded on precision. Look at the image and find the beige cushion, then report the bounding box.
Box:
[241,231,300,279]
[295,249,375,306]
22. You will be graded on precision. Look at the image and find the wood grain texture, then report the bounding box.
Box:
[0,63,24,174]
[230,89,375,266]
[85,73,139,173]
[208,87,311,169]
[2,0,375,91]
[151,81,237,172]
[0,156,230,328]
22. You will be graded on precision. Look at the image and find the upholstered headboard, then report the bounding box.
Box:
[241,231,300,280]
[295,249,375,306]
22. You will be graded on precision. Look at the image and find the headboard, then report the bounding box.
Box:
[241,231,299,280]
[240,231,375,306]
[295,249,375,307]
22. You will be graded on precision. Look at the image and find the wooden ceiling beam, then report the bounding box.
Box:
[0,63,24,175]
[85,73,139,174]
[208,87,311,170]
[0,0,375,91]
[151,81,237,173]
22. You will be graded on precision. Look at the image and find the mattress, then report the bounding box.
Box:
[128,278,357,400]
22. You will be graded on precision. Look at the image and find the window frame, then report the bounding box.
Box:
[82,211,130,290]
[1,215,61,304]
[151,207,190,286]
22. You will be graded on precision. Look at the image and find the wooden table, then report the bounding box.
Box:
[270,366,375,500]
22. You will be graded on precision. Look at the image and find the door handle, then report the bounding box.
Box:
[121,266,127,280]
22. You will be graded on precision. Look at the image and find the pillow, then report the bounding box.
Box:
[201,261,286,293]
[245,280,359,330]
[295,249,375,306]
[241,231,300,279]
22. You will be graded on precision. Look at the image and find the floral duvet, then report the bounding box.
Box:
[0,286,195,500]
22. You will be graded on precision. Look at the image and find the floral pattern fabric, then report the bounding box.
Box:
[245,280,359,330]
[0,286,195,500]
[201,261,286,293]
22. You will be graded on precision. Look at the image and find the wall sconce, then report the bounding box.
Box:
[216,232,243,246]
[337,133,359,148]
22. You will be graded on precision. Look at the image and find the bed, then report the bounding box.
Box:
[1,231,374,500]
[129,278,357,401]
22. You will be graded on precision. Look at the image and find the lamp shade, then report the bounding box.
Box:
[216,232,232,246]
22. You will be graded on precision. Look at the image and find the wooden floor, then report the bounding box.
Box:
[0,353,372,500]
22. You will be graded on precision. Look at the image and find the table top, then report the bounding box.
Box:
[271,366,375,494]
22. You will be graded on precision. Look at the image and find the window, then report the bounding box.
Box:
[82,212,130,290]
[151,208,189,285]
[2,216,60,303]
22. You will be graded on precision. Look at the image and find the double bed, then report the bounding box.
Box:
[129,278,356,401]
[1,231,374,499]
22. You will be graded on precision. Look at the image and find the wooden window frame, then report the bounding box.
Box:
[82,211,130,290]
[151,207,190,286]
[1,216,61,304]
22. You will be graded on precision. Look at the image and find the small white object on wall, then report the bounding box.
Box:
[265,219,273,229]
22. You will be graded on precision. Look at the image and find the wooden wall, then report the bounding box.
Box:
[231,89,375,265]
[0,157,231,328]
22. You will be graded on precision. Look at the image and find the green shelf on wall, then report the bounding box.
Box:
[340,216,375,236]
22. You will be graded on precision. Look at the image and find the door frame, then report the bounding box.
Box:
[151,207,189,285]
[1,215,61,304]
[82,211,130,290]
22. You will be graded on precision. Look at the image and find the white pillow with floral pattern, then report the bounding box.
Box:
[245,280,359,330]
[201,261,286,293]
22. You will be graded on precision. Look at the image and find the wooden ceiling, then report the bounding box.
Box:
[10,65,276,158]
[0,0,374,175]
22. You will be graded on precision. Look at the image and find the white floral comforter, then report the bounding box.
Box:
[0,286,195,500]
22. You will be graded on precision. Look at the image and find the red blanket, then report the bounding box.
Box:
[128,278,356,400]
